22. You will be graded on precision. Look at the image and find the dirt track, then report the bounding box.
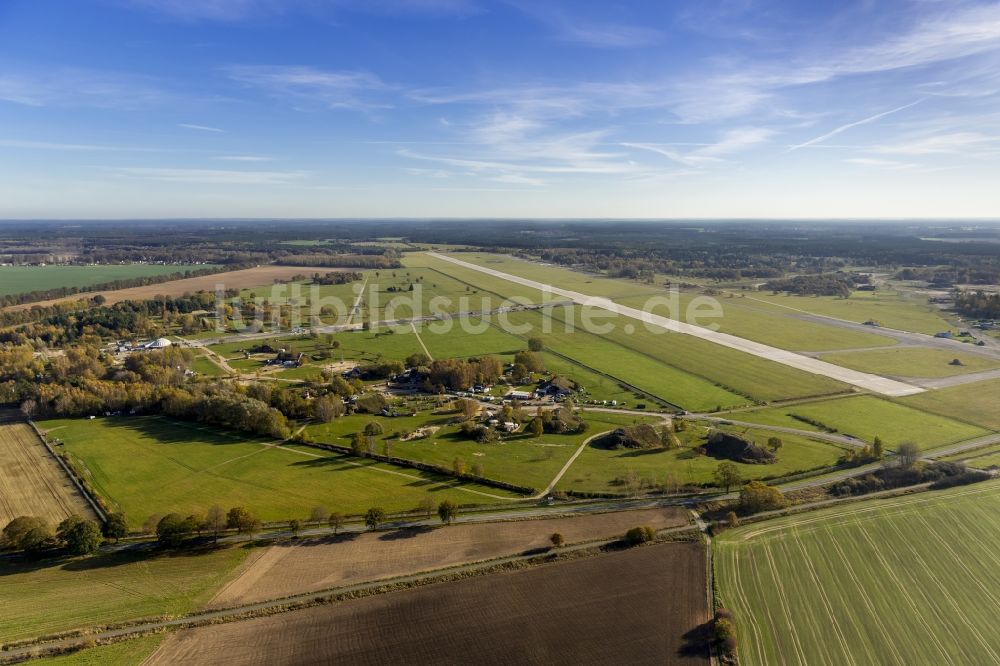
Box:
[3,265,340,311]
[209,507,688,608]
[149,541,709,666]
[0,415,97,524]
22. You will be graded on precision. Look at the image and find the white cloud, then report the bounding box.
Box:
[788,100,923,151]
[226,65,392,110]
[872,131,1000,155]
[214,155,274,162]
[623,127,776,167]
[844,157,917,170]
[0,68,169,109]
[179,123,224,133]
[101,166,306,185]
[507,1,660,48]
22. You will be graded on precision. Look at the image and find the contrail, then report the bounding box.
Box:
[787,99,924,151]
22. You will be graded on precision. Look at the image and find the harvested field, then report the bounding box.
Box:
[4,265,341,311]
[210,507,690,607]
[0,413,96,525]
[150,542,709,666]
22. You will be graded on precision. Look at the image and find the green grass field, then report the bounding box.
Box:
[613,292,897,352]
[447,251,900,352]
[734,395,989,450]
[35,635,165,665]
[557,424,847,493]
[306,410,646,492]
[900,378,1000,431]
[192,354,228,377]
[42,417,520,525]
[819,347,1000,378]
[0,545,247,642]
[0,264,218,298]
[739,286,955,335]
[416,254,853,404]
[503,309,747,411]
[716,481,1000,665]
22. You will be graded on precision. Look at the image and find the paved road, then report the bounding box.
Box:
[427,252,925,397]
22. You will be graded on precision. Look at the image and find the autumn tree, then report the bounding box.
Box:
[714,462,742,493]
[328,512,345,535]
[417,496,435,519]
[738,480,787,514]
[203,505,226,544]
[550,532,565,548]
[309,506,330,526]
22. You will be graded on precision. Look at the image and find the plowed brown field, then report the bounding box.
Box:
[3,265,341,311]
[0,414,96,525]
[149,542,709,666]
[209,507,689,608]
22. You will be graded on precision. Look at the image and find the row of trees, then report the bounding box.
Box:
[1,514,105,556]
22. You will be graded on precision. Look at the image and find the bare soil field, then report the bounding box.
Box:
[0,413,96,525]
[3,265,340,311]
[209,507,689,607]
[149,541,709,666]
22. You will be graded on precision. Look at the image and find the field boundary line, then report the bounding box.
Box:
[28,419,105,523]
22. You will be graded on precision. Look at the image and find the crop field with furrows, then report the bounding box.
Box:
[208,507,691,607]
[556,426,848,494]
[818,347,1000,378]
[0,545,248,644]
[2,265,328,312]
[0,413,97,525]
[0,263,217,298]
[899,378,1000,431]
[40,417,521,525]
[733,395,990,451]
[716,482,1000,666]
[148,542,710,666]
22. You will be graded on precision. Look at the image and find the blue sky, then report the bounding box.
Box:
[1,0,999,218]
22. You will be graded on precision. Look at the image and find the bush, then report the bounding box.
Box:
[714,618,738,654]
[738,480,787,514]
[364,421,384,436]
[624,525,656,546]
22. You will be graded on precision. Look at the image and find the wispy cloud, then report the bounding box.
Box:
[872,131,1000,155]
[179,123,224,133]
[624,127,776,167]
[844,157,917,170]
[214,155,273,162]
[0,68,169,109]
[121,0,479,22]
[100,166,306,185]
[226,65,392,111]
[787,100,923,151]
[508,1,660,48]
